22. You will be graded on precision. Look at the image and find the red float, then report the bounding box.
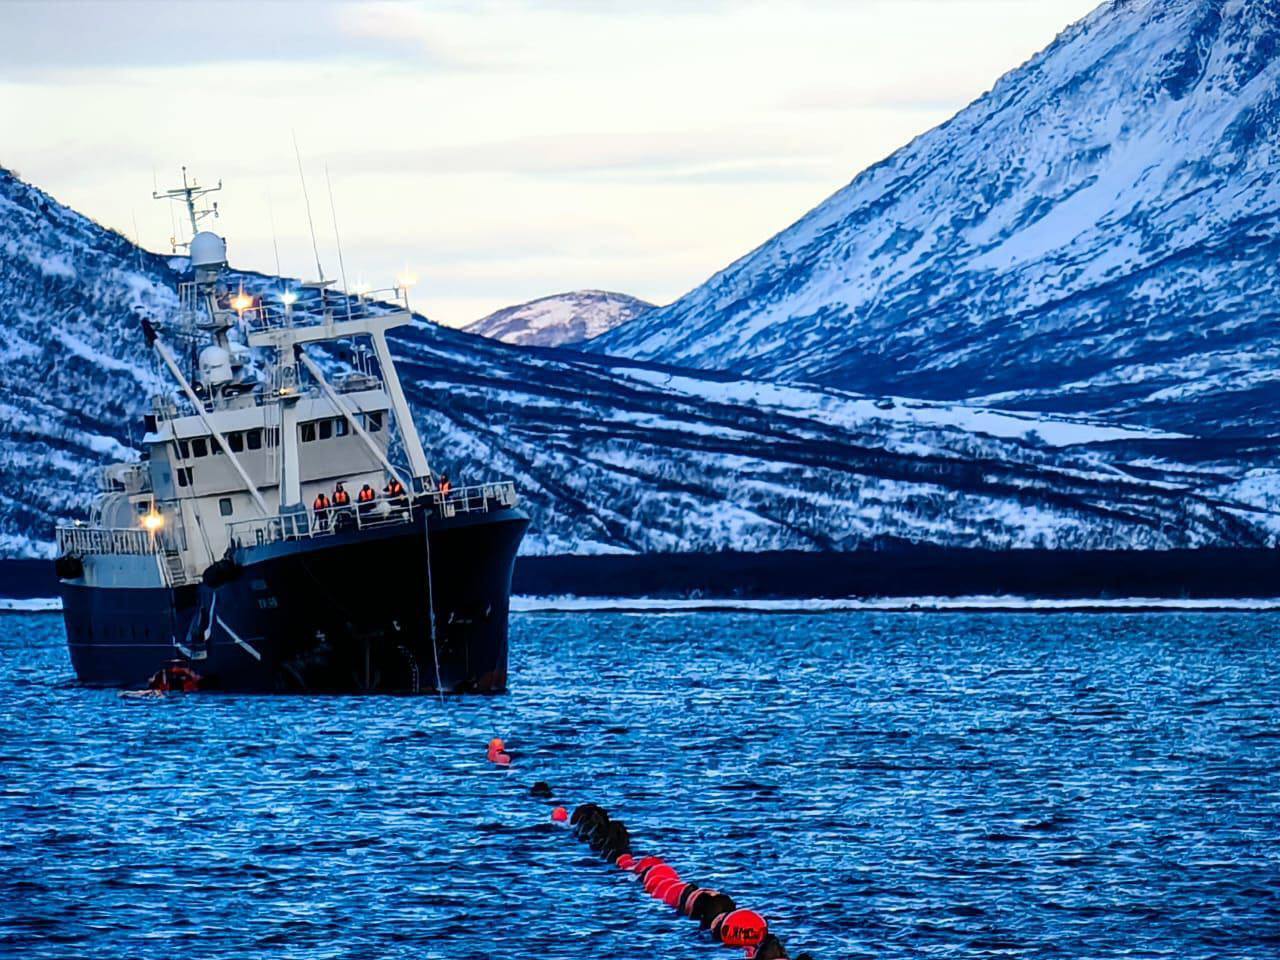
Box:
[643,865,679,894]
[632,855,664,875]
[719,909,768,948]
[651,876,680,900]
[615,854,636,870]
[486,738,511,765]
[662,881,689,908]
[550,806,568,822]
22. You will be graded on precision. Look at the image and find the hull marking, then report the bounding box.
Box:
[216,616,263,661]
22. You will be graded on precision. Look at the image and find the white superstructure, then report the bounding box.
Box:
[57,171,513,590]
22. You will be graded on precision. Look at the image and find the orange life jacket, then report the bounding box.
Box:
[313,493,330,510]
[333,488,350,506]
[357,486,375,503]
[386,479,405,497]
[440,480,452,494]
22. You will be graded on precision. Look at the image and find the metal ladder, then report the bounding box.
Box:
[162,548,191,586]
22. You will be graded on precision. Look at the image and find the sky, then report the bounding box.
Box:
[0,0,1099,327]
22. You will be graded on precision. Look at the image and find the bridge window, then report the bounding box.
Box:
[334,418,349,437]
[246,429,263,450]
[228,431,244,453]
[176,467,193,488]
[177,439,190,459]
[191,437,209,458]
[219,498,233,517]
[300,422,316,443]
[319,420,333,440]
[365,411,383,433]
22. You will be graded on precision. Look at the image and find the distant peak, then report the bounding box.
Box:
[463,289,654,348]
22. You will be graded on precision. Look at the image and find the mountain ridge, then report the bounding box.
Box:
[6,166,1279,562]
[589,0,1280,436]
[463,289,652,347]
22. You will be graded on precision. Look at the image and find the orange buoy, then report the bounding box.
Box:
[643,865,679,894]
[551,806,568,822]
[651,876,681,901]
[719,909,768,948]
[615,853,636,870]
[661,881,689,908]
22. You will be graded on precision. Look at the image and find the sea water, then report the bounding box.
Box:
[2,611,1278,959]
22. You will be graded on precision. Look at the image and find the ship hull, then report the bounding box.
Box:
[60,506,528,693]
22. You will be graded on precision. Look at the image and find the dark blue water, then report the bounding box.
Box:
[3,611,1280,959]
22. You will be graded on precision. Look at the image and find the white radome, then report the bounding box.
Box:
[189,230,227,269]
[198,344,233,384]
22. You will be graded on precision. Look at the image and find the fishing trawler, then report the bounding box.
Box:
[53,172,529,692]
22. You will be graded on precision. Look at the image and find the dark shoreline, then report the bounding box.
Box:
[512,546,1280,600]
[7,546,1279,603]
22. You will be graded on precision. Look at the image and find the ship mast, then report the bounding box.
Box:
[153,166,222,247]
[149,170,269,516]
[147,168,434,525]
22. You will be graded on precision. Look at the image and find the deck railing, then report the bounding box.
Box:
[241,286,411,334]
[226,499,414,549]
[224,481,520,549]
[430,481,519,518]
[56,525,171,556]
[176,280,412,336]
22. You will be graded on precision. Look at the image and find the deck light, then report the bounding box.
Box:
[231,289,254,313]
[280,290,298,306]
[142,511,165,532]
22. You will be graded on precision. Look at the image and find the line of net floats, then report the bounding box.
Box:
[487,738,815,960]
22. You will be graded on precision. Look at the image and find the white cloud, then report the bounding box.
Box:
[0,0,1099,326]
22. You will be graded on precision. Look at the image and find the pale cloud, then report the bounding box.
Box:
[0,0,1099,326]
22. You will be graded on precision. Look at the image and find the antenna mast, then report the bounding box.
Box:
[153,166,221,248]
[325,163,351,302]
[292,132,326,282]
[267,189,283,278]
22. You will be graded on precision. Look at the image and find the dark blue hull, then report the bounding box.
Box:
[61,506,528,692]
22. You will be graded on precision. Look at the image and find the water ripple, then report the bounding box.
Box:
[2,611,1279,958]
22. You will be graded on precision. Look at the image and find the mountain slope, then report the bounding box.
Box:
[590,0,1280,436]
[463,290,652,347]
[5,167,1279,561]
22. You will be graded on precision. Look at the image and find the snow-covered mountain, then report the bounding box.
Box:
[591,0,1280,436]
[5,166,1279,561]
[463,290,652,347]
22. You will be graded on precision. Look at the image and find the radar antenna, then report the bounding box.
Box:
[153,167,222,251]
